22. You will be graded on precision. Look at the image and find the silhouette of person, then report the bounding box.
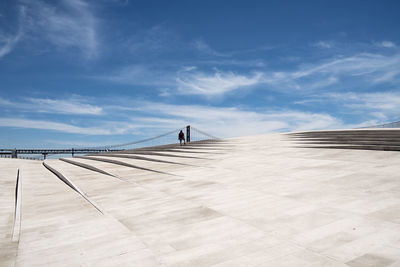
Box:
[178,130,186,146]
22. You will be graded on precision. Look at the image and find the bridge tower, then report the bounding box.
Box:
[186,125,190,143]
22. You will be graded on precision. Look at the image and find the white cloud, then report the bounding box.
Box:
[307,76,338,89]
[103,51,400,98]
[0,32,22,58]
[192,38,228,57]
[0,97,103,115]
[260,52,400,92]
[27,98,103,115]
[134,102,344,137]
[0,6,26,59]
[101,66,264,96]
[298,91,400,124]
[328,92,400,114]
[123,24,180,53]
[0,96,349,138]
[176,69,263,96]
[376,41,396,48]
[292,53,391,78]
[0,118,111,135]
[19,0,98,58]
[312,41,334,48]
[0,97,14,106]
[100,65,175,86]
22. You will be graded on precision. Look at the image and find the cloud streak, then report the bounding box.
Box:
[0,97,103,115]
[192,38,229,57]
[101,50,400,98]
[258,52,400,95]
[19,0,98,58]
[0,95,385,138]
[0,6,26,59]
[133,102,344,137]
[328,92,400,118]
[177,69,263,96]
[312,41,334,49]
[376,41,396,48]
[295,91,400,124]
[0,32,22,59]
[28,98,103,115]
[0,118,111,135]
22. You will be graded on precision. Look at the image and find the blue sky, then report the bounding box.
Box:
[1,0,400,148]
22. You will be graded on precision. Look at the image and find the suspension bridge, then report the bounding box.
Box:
[0,125,219,159]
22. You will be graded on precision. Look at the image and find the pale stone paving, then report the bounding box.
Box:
[1,132,400,266]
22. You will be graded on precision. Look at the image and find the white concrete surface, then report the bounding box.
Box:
[1,133,400,266]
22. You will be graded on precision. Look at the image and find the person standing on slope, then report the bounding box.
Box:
[178,130,186,146]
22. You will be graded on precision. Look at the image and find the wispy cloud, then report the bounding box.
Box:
[176,69,263,96]
[0,97,103,115]
[27,97,103,115]
[292,53,395,78]
[0,6,26,59]
[100,65,175,86]
[101,49,400,98]
[192,38,228,57]
[0,118,111,135]
[312,41,334,48]
[19,0,98,58]
[99,65,264,96]
[260,52,400,93]
[122,24,180,54]
[295,91,400,123]
[328,92,400,116]
[376,41,396,48]
[0,94,359,138]
[0,32,22,59]
[132,102,344,137]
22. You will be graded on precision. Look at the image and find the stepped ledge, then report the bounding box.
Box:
[2,130,400,266]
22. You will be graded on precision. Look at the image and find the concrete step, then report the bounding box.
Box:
[296,141,400,146]
[302,145,400,151]
[290,129,400,151]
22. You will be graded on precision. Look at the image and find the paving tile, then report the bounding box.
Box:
[347,253,394,267]
[2,133,400,266]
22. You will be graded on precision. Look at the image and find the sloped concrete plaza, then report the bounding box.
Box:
[2,132,400,266]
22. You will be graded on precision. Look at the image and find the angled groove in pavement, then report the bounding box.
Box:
[128,148,222,154]
[59,158,117,177]
[120,140,226,152]
[12,169,21,242]
[92,153,192,166]
[110,151,208,159]
[76,156,178,176]
[42,161,104,214]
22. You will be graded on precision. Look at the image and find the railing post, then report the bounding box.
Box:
[186,125,190,143]
[72,148,74,157]
[12,149,17,158]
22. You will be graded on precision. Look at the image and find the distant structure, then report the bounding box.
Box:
[0,125,219,160]
[361,120,400,128]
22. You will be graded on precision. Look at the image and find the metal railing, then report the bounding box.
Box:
[0,125,220,160]
[359,120,400,129]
